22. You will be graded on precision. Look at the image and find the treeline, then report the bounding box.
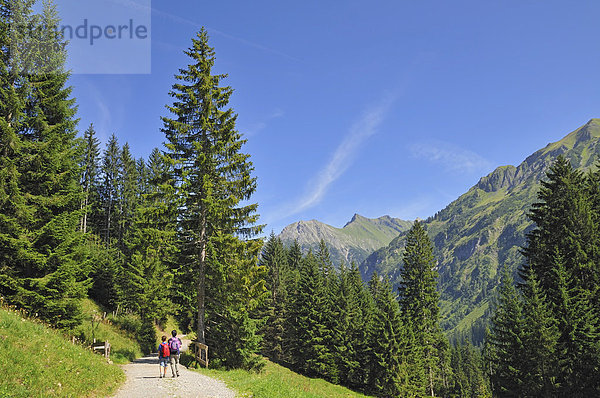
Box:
[485,156,600,396]
[1,1,265,370]
[259,222,490,397]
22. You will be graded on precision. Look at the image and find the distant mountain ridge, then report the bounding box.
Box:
[360,118,600,341]
[278,214,412,266]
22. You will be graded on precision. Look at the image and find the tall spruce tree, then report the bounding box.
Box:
[259,233,289,362]
[121,149,176,353]
[367,273,404,397]
[486,270,525,397]
[118,143,138,251]
[79,124,100,234]
[161,28,262,366]
[0,0,88,328]
[399,221,446,396]
[288,251,335,378]
[520,268,559,397]
[99,134,120,244]
[521,156,597,300]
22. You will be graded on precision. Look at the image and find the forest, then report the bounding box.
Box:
[1,1,599,397]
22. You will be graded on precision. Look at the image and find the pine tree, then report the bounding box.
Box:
[367,273,404,397]
[121,148,176,318]
[0,0,29,301]
[486,270,525,397]
[399,221,446,396]
[79,124,100,234]
[552,256,600,396]
[520,268,559,397]
[204,234,266,370]
[345,262,374,389]
[450,340,490,398]
[335,262,362,387]
[282,240,303,367]
[315,240,339,383]
[118,143,138,251]
[0,0,89,329]
[161,28,262,366]
[99,134,120,244]
[288,251,336,377]
[259,233,289,362]
[521,156,597,301]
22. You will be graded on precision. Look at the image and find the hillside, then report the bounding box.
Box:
[279,214,412,266]
[360,119,600,341]
[0,306,124,397]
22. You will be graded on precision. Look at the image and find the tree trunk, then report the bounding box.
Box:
[196,210,207,344]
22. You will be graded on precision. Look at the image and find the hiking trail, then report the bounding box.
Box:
[111,336,235,398]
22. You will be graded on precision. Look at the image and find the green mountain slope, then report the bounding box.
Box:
[360,119,600,341]
[279,214,412,266]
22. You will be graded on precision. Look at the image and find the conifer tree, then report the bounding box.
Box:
[100,134,120,244]
[121,148,176,320]
[334,262,362,387]
[288,251,336,378]
[552,257,600,395]
[486,270,525,397]
[79,124,100,234]
[367,273,404,397]
[315,240,339,383]
[345,262,374,389]
[521,156,597,301]
[161,28,262,366]
[204,233,266,370]
[118,143,138,251]
[0,0,89,329]
[520,268,559,397]
[399,221,446,396]
[259,233,289,362]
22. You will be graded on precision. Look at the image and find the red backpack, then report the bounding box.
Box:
[160,342,170,357]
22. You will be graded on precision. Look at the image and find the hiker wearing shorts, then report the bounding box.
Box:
[158,335,170,378]
[168,330,182,377]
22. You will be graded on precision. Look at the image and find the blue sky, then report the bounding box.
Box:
[61,0,600,234]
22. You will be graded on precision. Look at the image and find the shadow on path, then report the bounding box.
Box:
[131,355,159,365]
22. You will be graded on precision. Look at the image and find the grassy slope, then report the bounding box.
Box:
[0,307,125,398]
[74,299,143,364]
[192,359,371,398]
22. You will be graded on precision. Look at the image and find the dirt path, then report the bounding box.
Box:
[111,337,236,398]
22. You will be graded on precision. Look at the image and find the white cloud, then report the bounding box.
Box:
[410,140,492,174]
[289,95,394,216]
[244,109,284,137]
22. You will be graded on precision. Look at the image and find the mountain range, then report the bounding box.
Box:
[278,214,412,266]
[280,118,600,342]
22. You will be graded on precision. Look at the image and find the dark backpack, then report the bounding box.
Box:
[169,337,181,354]
[160,342,170,357]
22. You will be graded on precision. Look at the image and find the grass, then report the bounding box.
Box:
[74,299,143,364]
[0,306,125,398]
[187,357,371,398]
[450,300,491,337]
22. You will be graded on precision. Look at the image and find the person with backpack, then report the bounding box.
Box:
[158,335,170,378]
[168,330,182,378]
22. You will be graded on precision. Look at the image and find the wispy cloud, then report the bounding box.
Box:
[410,140,492,174]
[282,95,394,219]
[244,109,284,137]
[126,2,302,62]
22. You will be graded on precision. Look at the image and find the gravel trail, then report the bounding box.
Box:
[111,337,235,398]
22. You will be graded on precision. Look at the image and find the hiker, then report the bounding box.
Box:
[168,329,182,377]
[158,335,170,378]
